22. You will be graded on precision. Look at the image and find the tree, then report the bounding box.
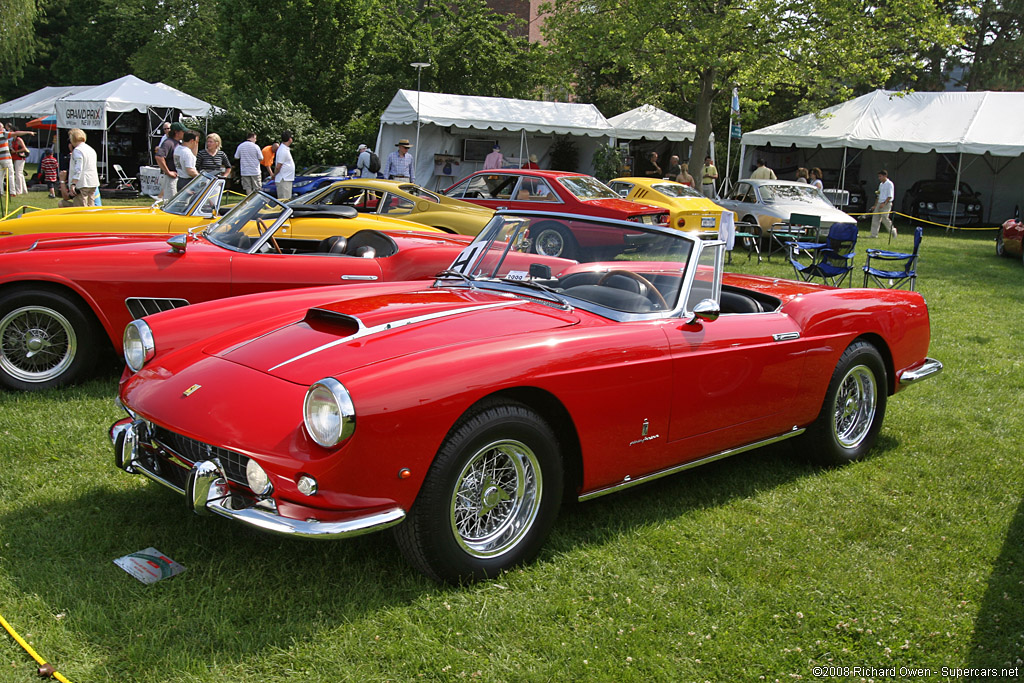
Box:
[960,0,1024,90]
[0,0,39,83]
[540,0,961,179]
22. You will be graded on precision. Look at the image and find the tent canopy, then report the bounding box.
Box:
[608,104,697,141]
[0,85,94,119]
[380,89,614,137]
[56,75,215,128]
[742,89,1024,157]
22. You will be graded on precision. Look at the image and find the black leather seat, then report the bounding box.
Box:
[317,236,348,254]
[346,230,398,258]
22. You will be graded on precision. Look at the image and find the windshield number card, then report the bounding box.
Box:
[505,270,529,281]
[114,547,186,584]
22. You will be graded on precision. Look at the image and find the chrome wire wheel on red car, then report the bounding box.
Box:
[531,222,577,260]
[395,401,563,583]
[996,231,1007,257]
[450,439,542,558]
[832,364,877,449]
[0,289,98,391]
[805,340,887,465]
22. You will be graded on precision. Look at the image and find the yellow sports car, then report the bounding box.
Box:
[609,177,726,234]
[0,173,228,237]
[295,178,494,236]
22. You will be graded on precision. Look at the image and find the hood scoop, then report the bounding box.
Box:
[303,307,362,337]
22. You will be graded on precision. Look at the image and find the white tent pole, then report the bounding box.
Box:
[519,129,525,168]
[737,142,746,183]
[949,152,963,234]
[840,147,847,188]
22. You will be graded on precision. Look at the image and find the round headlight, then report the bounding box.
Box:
[246,458,273,495]
[927,202,935,210]
[303,378,356,447]
[123,320,155,372]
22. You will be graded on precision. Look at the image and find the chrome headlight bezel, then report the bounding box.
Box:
[245,458,273,496]
[303,378,356,448]
[123,320,155,372]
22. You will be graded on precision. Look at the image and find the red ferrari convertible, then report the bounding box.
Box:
[0,192,471,391]
[110,210,942,583]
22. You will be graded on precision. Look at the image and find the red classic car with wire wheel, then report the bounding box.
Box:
[0,192,472,391]
[442,170,668,258]
[109,210,942,583]
[996,216,1023,264]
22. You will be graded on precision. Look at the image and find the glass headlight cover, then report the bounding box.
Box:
[303,378,356,447]
[246,458,273,495]
[123,320,155,372]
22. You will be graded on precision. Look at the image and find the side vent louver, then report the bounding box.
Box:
[125,297,191,320]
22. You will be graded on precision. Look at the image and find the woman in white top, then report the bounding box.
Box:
[68,128,100,207]
[809,167,824,191]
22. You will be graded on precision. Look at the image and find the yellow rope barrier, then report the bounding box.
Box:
[0,613,74,682]
[847,210,1001,231]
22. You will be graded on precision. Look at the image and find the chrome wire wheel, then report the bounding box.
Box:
[533,228,566,257]
[832,364,877,449]
[0,305,78,383]
[449,439,542,559]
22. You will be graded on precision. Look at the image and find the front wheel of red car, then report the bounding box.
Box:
[0,288,100,391]
[394,401,563,584]
[996,231,1007,257]
[804,340,888,465]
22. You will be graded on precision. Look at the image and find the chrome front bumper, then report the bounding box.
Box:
[899,357,943,386]
[110,418,405,540]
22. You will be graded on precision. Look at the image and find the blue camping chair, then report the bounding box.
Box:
[789,222,859,287]
[863,226,923,291]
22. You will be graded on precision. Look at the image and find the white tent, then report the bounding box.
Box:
[376,90,615,189]
[52,75,217,182]
[608,104,697,142]
[0,85,94,119]
[740,90,1024,222]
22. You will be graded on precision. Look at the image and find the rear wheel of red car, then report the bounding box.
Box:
[0,288,99,391]
[530,222,577,260]
[394,401,563,583]
[805,340,887,465]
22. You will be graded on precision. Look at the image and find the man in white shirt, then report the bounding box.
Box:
[234,132,263,194]
[274,131,296,200]
[68,128,99,207]
[870,169,896,238]
[355,144,372,178]
[173,130,200,195]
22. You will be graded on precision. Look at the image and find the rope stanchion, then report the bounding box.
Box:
[847,210,1002,231]
[0,613,75,682]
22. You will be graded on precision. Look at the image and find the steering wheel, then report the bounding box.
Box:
[254,217,283,254]
[597,270,669,310]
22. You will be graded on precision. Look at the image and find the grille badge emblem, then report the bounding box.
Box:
[183,384,202,397]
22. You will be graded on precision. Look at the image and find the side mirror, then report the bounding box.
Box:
[684,298,720,325]
[167,234,187,254]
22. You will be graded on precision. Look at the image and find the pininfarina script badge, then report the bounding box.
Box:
[182,384,202,397]
[630,418,661,446]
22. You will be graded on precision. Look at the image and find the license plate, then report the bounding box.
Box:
[701,216,716,228]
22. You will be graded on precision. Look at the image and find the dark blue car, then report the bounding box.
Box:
[262,165,356,197]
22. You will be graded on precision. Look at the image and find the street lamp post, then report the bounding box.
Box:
[410,61,431,167]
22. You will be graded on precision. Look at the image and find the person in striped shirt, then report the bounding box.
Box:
[39,149,59,198]
[0,121,35,197]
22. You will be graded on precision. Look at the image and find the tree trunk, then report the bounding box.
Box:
[688,67,717,181]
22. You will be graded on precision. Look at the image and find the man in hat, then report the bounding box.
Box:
[155,122,186,201]
[383,139,415,184]
[483,144,504,170]
[522,153,539,170]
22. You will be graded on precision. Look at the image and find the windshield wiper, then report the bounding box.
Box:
[499,277,570,307]
[435,269,477,287]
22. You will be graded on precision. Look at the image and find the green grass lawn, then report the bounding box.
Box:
[1,217,1022,682]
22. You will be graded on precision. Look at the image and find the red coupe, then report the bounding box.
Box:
[997,216,1023,264]
[0,192,471,391]
[442,170,668,258]
[110,210,942,583]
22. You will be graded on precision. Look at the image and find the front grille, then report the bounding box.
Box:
[150,425,250,487]
[125,297,190,320]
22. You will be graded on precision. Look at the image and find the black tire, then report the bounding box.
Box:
[803,340,887,465]
[996,231,1007,257]
[0,288,100,391]
[530,222,578,260]
[394,401,563,583]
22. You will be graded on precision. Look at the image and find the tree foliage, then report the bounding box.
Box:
[0,0,39,80]
[960,0,1024,90]
[539,0,962,172]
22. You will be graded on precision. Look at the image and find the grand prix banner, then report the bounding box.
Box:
[56,101,106,130]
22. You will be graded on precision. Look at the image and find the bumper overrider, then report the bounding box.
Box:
[109,417,405,539]
[899,357,943,386]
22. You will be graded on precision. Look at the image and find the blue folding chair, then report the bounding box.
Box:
[863,226,923,291]
[789,222,859,287]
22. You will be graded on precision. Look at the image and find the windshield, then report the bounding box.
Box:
[161,173,220,216]
[757,184,832,207]
[300,165,348,176]
[445,214,696,315]
[558,175,620,200]
[204,193,290,252]
[652,182,704,199]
